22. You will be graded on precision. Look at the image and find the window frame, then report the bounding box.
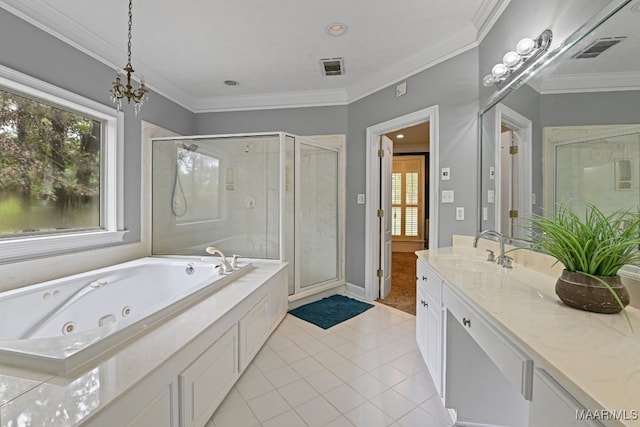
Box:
[0,65,126,263]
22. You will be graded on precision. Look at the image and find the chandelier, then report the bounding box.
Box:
[109,0,148,115]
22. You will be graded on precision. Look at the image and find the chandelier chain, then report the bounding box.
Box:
[109,0,148,115]
[127,0,133,67]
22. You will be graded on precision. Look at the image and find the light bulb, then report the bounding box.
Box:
[502,51,520,67]
[516,37,535,55]
[491,63,508,78]
[482,74,496,87]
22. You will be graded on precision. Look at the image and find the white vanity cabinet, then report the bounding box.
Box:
[530,369,604,427]
[416,250,622,427]
[416,258,444,396]
[444,284,532,427]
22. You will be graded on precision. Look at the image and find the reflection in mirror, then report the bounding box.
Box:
[479,0,639,242]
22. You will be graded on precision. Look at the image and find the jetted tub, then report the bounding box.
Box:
[0,256,252,375]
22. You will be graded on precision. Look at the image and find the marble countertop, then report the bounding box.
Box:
[417,246,640,427]
[0,259,287,426]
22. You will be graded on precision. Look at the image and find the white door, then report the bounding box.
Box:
[379,135,393,299]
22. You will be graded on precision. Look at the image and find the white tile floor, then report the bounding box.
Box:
[207,301,454,427]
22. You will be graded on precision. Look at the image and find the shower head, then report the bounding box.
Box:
[182,142,199,152]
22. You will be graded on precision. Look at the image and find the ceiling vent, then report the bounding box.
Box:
[320,57,345,76]
[573,37,626,59]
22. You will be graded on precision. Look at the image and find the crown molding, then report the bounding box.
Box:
[346,26,480,104]
[192,89,349,113]
[473,0,511,43]
[1,0,507,113]
[0,0,195,110]
[532,71,640,94]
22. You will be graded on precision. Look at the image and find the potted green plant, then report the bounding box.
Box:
[524,201,640,318]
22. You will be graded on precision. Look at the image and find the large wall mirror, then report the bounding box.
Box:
[479,0,640,241]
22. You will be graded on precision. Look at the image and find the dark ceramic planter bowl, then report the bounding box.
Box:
[556,270,630,314]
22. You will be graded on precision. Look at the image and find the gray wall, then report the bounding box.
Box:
[195,106,348,135]
[195,49,480,289]
[346,48,480,287]
[478,0,611,109]
[0,9,195,246]
[541,91,640,126]
[477,0,614,223]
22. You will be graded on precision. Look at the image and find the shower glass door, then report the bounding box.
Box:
[297,140,340,291]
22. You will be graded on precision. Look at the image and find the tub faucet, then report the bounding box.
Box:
[473,230,512,268]
[205,246,233,272]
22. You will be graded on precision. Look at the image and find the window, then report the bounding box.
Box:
[0,65,124,263]
[391,156,424,240]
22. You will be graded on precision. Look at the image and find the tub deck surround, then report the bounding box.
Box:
[0,259,287,426]
[0,257,254,375]
[418,245,640,426]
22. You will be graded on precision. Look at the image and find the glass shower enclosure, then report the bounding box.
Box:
[151,132,343,297]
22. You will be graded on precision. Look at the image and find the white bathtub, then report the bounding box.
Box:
[0,256,252,375]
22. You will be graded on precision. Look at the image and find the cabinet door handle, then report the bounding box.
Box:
[421,299,428,307]
[463,317,471,327]
[422,275,428,281]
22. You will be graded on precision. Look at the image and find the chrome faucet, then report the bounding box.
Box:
[473,230,512,268]
[205,246,233,272]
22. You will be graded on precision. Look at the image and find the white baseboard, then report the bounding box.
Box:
[345,282,368,300]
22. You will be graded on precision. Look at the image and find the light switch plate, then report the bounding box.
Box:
[487,189,495,204]
[441,167,450,181]
[489,166,495,180]
[483,207,488,221]
[357,194,365,204]
[442,190,454,203]
[456,207,464,221]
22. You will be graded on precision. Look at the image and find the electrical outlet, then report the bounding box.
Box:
[456,207,464,221]
[357,194,365,204]
[483,207,488,221]
[489,167,495,180]
[441,190,454,203]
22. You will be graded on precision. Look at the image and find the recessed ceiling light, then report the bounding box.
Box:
[326,23,348,36]
[224,80,240,86]
[396,134,404,139]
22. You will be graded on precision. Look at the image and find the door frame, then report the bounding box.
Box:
[493,104,532,237]
[364,106,439,301]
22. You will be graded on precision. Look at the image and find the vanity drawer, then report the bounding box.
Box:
[417,259,442,306]
[444,285,533,400]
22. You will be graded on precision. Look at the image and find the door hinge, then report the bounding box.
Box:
[509,209,519,218]
[377,269,383,278]
[378,148,385,157]
[509,145,519,155]
[377,209,384,218]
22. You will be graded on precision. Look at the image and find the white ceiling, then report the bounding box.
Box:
[0,0,508,112]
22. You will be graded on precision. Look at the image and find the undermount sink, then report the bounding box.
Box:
[433,254,501,273]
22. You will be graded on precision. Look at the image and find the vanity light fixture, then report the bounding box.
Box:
[482,29,553,87]
[109,0,148,115]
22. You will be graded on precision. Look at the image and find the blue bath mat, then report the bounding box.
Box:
[289,295,374,329]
